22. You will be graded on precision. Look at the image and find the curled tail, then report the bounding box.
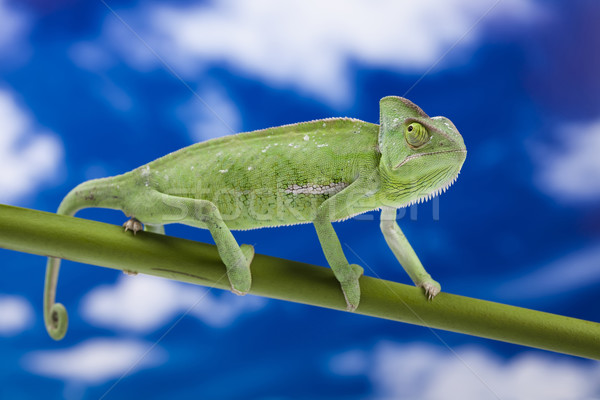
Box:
[44,176,125,340]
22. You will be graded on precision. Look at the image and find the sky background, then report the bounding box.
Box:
[1,0,600,399]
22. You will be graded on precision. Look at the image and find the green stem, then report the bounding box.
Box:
[0,204,599,359]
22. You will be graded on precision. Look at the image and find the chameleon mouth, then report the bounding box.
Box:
[394,149,467,169]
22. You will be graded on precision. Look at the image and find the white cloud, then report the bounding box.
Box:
[80,274,265,333]
[22,338,166,384]
[187,286,264,328]
[329,342,600,400]
[104,0,542,105]
[176,85,241,142]
[532,119,600,203]
[328,349,369,376]
[497,244,600,299]
[0,295,33,336]
[0,90,63,204]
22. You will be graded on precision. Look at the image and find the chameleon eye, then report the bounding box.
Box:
[405,122,430,148]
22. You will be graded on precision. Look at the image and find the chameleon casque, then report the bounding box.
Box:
[44,96,466,340]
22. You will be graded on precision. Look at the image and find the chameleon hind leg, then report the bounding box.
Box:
[380,206,440,300]
[140,192,254,295]
[122,217,165,234]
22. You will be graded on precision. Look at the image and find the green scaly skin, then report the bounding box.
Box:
[44,96,466,340]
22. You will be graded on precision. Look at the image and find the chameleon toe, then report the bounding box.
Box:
[123,217,143,234]
[419,280,441,301]
[340,266,363,311]
[240,244,255,265]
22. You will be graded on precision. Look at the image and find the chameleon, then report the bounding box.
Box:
[43,96,466,340]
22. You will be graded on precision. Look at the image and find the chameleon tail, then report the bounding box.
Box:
[44,176,124,340]
[44,258,68,340]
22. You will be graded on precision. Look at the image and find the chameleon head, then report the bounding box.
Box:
[377,96,467,207]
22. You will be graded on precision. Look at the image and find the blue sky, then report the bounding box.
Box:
[1,0,600,399]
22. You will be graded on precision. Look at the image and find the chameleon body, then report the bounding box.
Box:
[44,96,466,340]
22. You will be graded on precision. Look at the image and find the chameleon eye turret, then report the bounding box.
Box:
[405,122,430,148]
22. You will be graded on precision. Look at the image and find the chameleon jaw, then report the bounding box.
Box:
[404,171,461,208]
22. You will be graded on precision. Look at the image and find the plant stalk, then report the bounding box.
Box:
[0,204,598,359]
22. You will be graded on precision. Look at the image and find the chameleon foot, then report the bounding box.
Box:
[419,280,441,301]
[339,264,364,312]
[229,244,254,296]
[123,217,143,235]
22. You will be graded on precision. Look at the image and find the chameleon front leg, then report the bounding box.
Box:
[313,180,374,312]
[314,214,364,311]
[142,192,254,295]
[380,206,440,300]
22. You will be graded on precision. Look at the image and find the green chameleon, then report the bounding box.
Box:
[44,96,466,340]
